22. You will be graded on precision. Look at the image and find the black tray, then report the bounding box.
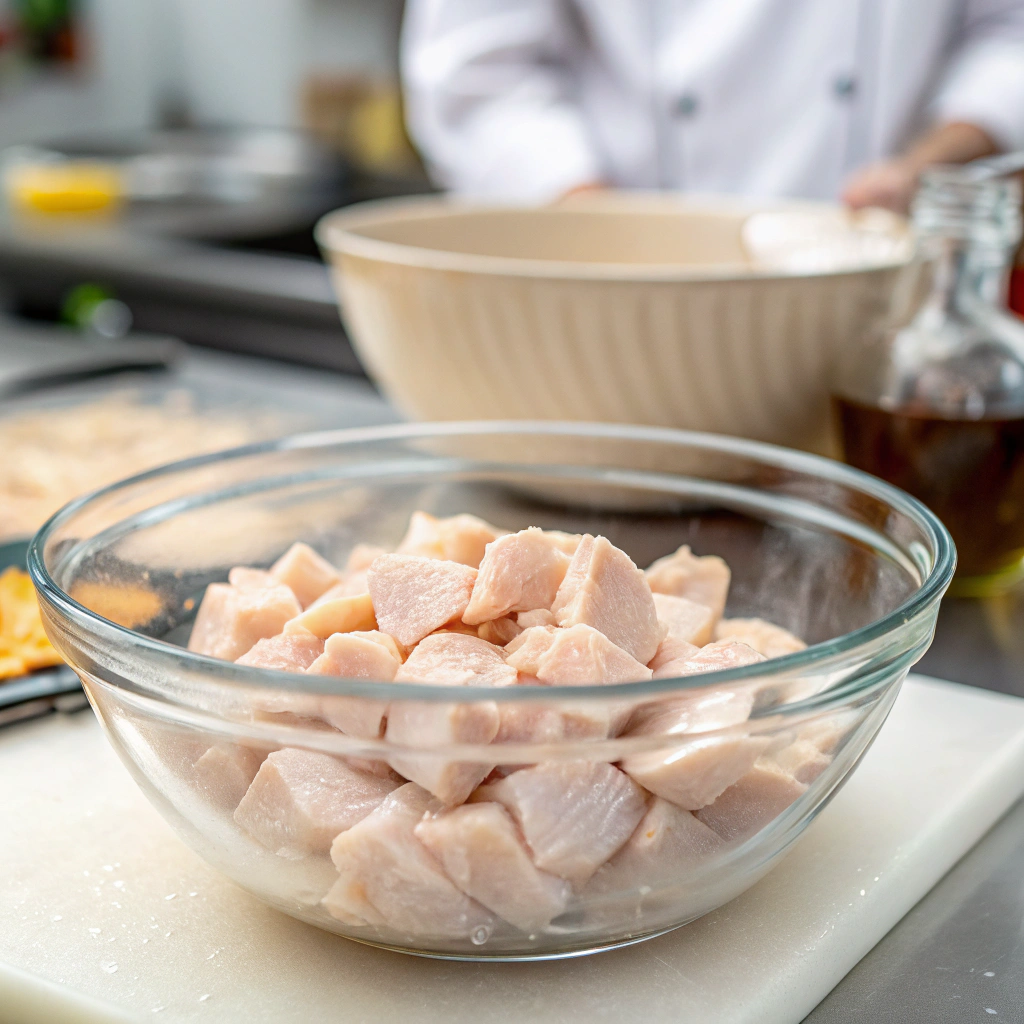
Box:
[0,539,86,727]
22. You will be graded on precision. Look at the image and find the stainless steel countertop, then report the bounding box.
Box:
[3,343,1022,1021]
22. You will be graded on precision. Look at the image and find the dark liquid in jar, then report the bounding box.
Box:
[834,397,1024,578]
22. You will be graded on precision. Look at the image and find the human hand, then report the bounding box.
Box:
[841,159,919,215]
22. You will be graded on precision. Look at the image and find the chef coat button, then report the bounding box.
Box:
[673,92,699,118]
[832,74,857,100]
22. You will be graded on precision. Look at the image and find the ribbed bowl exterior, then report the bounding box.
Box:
[329,252,902,455]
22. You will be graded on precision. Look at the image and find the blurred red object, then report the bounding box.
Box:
[1012,266,1024,318]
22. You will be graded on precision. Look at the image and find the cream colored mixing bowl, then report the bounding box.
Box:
[317,195,912,454]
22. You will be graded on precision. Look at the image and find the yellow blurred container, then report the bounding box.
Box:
[4,161,125,215]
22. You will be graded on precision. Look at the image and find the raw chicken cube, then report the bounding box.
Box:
[386,634,508,804]
[325,783,495,937]
[307,631,403,738]
[652,592,715,647]
[714,617,807,659]
[587,797,726,895]
[415,802,571,931]
[645,545,731,620]
[234,748,400,858]
[236,629,325,672]
[228,567,275,589]
[188,581,302,662]
[477,617,523,646]
[397,510,506,568]
[495,700,613,744]
[367,554,477,648]
[192,743,266,811]
[270,542,341,608]
[396,633,517,688]
[346,544,388,573]
[681,639,766,673]
[552,535,665,665]
[799,715,853,755]
[622,689,766,810]
[648,636,701,677]
[431,619,480,637]
[695,760,807,842]
[517,609,556,629]
[473,762,648,888]
[530,624,652,686]
[284,592,377,640]
[463,528,572,624]
[504,626,559,675]
[543,530,584,555]
[770,739,831,784]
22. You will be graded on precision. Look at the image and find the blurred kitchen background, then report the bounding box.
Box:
[0,0,429,371]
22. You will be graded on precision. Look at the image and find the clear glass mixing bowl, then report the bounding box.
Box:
[29,423,954,959]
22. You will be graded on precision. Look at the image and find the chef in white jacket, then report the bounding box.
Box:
[401,0,1024,210]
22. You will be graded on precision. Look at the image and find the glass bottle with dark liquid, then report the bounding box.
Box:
[834,167,1024,591]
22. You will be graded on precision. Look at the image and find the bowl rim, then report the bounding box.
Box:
[28,420,955,708]
[314,194,913,284]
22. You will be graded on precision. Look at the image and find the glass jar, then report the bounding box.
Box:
[834,167,1024,592]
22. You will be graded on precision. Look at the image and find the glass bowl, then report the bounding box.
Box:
[29,423,954,960]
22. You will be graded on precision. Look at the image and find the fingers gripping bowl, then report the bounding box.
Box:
[29,424,953,959]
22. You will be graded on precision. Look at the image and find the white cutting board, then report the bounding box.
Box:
[3,674,1024,1024]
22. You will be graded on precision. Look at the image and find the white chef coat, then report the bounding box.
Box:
[401,0,1024,202]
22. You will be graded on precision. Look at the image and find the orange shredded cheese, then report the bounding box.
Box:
[0,567,63,680]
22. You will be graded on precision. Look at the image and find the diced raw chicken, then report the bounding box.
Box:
[236,629,325,671]
[192,743,266,811]
[431,619,479,637]
[325,783,495,937]
[415,802,571,931]
[188,581,302,661]
[648,635,701,677]
[552,535,665,665]
[695,760,807,842]
[386,634,507,804]
[652,592,715,647]
[397,510,505,568]
[309,631,401,682]
[228,567,275,589]
[587,797,726,895]
[284,592,377,640]
[714,617,807,659]
[504,626,559,675]
[799,715,853,755]
[621,689,766,810]
[473,762,648,888]
[307,631,403,738]
[346,544,388,573]
[495,700,613,744]
[653,636,764,680]
[530,624,652,686]
[770,740,831,784]
[270,542,341,608]
[517,609,556,629]
[645,545,731,621]
[367,554,477,648]
[396,633,518,688]
[477,617,523,646]
[463,529,572,624]
[543,530,584,555]
[234,748,400,858]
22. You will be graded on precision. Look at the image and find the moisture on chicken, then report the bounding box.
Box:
[367,554,478,648]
